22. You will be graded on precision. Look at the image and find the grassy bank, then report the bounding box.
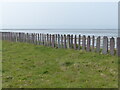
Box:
[2,41,118,88]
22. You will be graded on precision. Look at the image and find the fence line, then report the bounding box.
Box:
[1,32,120,56]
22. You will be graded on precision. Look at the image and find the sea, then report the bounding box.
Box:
[0,29,118,38]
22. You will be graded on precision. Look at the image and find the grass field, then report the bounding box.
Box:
[2,41,118,88]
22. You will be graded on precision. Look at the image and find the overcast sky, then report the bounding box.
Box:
[0,1,118,29]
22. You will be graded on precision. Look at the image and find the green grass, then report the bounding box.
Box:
[2,41,118,88]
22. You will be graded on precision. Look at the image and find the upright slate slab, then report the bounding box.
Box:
[16,33,18,42]
[2,32,3,40]
[24,33,26,43]
[18,33,20,42]
[5,32,8,40]
[25,33,27,43]
[96,36,100,53]
[9,32,12,41]
[74,35,77,50]
[30,33,32,43]
[35,33,38,45]
[21,33,23,42]
[31,33,33,44]
[40,33,41,45]
[24,33,27,43]
[13,32,16,42]
[41,33,43,45]
[82,35,86,51]
[37,33,39,45]
[64,35,67,48]
[12,32,14,41]
[47,34,49,46]
[5,32,6,40]
[13,32,15,42]
[110,37,115,55]
[78,35,81,50]
[49,34,51,47]
[31,33,33,43]
[102,36,108,54]
[28,33,30,43]
[55,34,57,47]
[67,34,70,49]
[10,32,12,41]
[37,33,39,44]
[42,34,44,45]
[86,36,91,52]
[6,32,8,41]
[117,37,120,56]
[15,33,17,42]
[52,35,55,48]
[7,32,9,41]
[58,34,60,48]
[0,32,4,40]
[33,33,35,44]
[43,34,45,46]
[6,32,7,40]
[70,35,73,49]
[26,33,28,43]
[20,33,22,42]
[3,32,5,40]
[19,33,21,42]
[92,36,95,52]
[5,32,7,40]
[56,34,58,44]
[10,32,11,41]
[15,32,18,42]
[44,34,46,46]
[61,35,63,48]
[8,32,9,41]
[34,33,36,44]
[22,33,24,42]
[12,32,14,42]
[5,32,9,40]
[23,33,25,42]
[8,32,10,41]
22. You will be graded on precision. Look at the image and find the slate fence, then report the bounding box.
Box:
[1,32,120,56]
